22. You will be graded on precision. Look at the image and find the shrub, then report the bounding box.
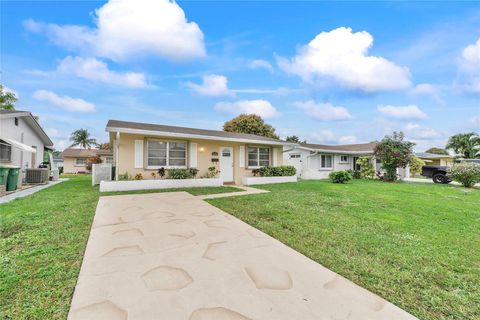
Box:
[206,166,220,178]
[167,168,193,179]
[134,173,143,180]
[251,169,260,176]
[357,156,375,179]
[409,155,426,177]
[329,170,353,183]
[151,172,157,179]
[258,165,296,177]
[59,167,64,175]
[447,162,480,187]
[119,171,130,180]
[157,167,166,178]
[347,169,361,179]
[188,168,199,178]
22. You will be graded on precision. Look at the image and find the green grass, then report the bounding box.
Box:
[0,175,242,319]
[208,180,480,320]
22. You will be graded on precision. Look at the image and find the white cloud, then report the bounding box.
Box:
[24,0,205,61]
[410,83,444,104]
[3,86,19,98]
[248,59,274,73]
[57,56,147,88]
[45,128,60,138]
[339,135,358,144]
[295,100,351,121]
[185,74,233,96]
[33,90,96,112]
[404,123,441,140]
[459,37,480,93]
[377,104,427,120]
[277,27,411,92]
[214,99,279,119]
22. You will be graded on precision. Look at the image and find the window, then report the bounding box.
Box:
[340,155,349,163]
[75,158,87,165]
[290,154,301,159]
[0,143,12,162]
[105,156,113,164]
[248,147,270,167]
[147,140,186,168]
[320,155,333,169]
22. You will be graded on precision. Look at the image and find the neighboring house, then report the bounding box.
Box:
[62,148,113,174]
[284,142,380,179]
[106,120,289,184]
[0,110,54,178]
[415,152,454,167]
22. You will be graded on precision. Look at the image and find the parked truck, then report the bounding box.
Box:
[421,166,451,184]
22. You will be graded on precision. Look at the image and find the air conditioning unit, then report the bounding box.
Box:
[25,168,50,184]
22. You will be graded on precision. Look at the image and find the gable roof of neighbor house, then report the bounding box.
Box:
[62,148,112,158]
[106,120,288,145]
[0,109,54,146]
[415,152,453,159]
[292,142,378,154]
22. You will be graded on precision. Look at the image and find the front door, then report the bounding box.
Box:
[219,147,234,182]
[287,153,303,177]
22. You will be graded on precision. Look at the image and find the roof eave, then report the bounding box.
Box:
[290,145,374,154]
[106,126,290,146]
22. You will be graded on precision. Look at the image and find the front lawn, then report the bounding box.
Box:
[0,175,241,319]
[208,180,480,320]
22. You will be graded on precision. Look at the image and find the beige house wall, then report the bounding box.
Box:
[63,156,89,174]
[113,133,284,184]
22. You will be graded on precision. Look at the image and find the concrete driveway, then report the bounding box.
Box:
[68,192,417,320]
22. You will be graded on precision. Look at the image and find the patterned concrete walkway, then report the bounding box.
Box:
[68,192,417,320]
[198,185,269,200]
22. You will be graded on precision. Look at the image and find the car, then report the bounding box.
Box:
[421,165,451,184]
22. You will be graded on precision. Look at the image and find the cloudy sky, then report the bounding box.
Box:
[2,1,479,151]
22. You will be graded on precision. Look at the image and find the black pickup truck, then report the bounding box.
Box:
[421,166,451,184]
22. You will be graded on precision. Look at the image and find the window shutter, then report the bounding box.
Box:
[272,147,278,166]
[189,142,198,168]
[239,145,245,168]
[134,140,144,168]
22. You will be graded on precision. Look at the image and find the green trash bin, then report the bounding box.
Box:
[0,167,10,186]
[6,167,20,191]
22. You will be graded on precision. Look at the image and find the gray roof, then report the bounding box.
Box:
[62,148,112,158]
[415,152,452,159]
[299,142,377,152]
[0,109,30,115]
[106,119,286,144]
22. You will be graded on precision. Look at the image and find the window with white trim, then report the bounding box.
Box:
[248,147,270,167]
[320,154,333,169]
[105,156,113,164]
[0,143,12,162]
[147,140,186,168]
[340,155,349,163]
[75,158,87,165]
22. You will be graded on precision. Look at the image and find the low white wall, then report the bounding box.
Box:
[100,178,223,192]
[302,170,332,180]
[242,176,297,186]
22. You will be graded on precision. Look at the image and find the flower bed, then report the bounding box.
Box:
[99,178,223,192]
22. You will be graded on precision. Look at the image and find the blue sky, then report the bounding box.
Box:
[2,1,479,151]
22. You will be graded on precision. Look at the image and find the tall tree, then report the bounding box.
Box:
[70,129,97,149]
[285,135,307,143]
[425,147,448,155]
[0,85,17,110]
[446,133,480,159]
[374,132,415,182]
[223,114,279,139]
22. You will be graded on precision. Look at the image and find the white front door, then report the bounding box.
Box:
[287,153,303,177]
[219,147,234,182]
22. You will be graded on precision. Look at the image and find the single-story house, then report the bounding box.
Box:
[415,152,454,166]
[51,153,64,171]
[0,110,53,179]
[62,148,113,174]
[106,120,289,184]
[284,142,383,179]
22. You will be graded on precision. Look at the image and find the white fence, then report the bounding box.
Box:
[99,178,223,192]
[92,163,112,186]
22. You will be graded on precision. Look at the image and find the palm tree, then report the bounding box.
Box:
[70,129,97,149]
[0,84,17,110]
[446,132,480,158]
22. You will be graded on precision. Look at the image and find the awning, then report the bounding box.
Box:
[0,138,37,153]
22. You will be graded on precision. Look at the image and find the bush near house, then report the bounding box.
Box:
[85,155,102,171]
[374,132,414,182]
[258,165,296,177]
[329,170,352,183]
[409,155,426,177]
[357,156,375,179]
[447,162,480,187]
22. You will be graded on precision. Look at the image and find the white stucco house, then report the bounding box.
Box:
[0,110,54,176]
[284,142,378,179]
